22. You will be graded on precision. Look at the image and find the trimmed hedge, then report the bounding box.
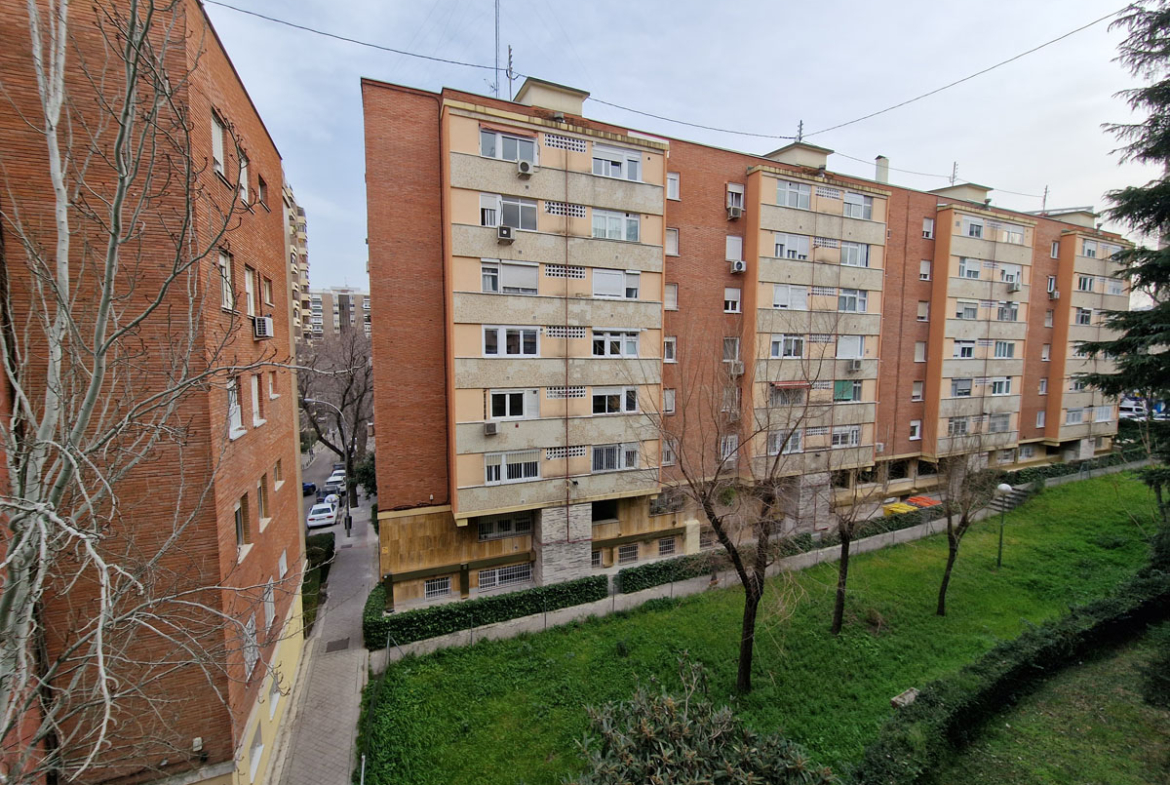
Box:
[850,564,1170,784]
[362,574,609,650]
[1001,447,1143,486]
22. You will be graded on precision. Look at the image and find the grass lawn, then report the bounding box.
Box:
[931,622,1170,785]
[360,474,1157,785]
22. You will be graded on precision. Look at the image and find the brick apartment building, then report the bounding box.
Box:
[363,76,1129,610]
[306,286,371,341]
[0,2,303,784]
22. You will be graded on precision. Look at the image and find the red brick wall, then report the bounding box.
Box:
[363,82,451,509]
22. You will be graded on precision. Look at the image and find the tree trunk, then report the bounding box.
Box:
[937,538,959,617]
[830,533,851,635]
[736,584,762,693]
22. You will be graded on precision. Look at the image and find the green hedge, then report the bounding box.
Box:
[850,565,1170,784]
[1001,447,1143,486]
[363,574,610,650]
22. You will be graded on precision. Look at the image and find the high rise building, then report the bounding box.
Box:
[306,286,371,341]
[284,183,312,342]
[363,77,1129,610]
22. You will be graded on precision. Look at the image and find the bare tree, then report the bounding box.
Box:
[297,329,373,506]
[827,461,890,635]
[0,2,295,782]
[933,436,998,617]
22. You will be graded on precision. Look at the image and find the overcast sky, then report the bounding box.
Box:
[204,0,1156,291]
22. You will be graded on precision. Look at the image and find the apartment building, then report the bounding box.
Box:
[284,183,312,341]
[0,2,303,784]
[364,77,1129,610]
[306,286,371,340]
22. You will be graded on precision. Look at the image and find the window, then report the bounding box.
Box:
[1095,405,1113,422]
[661,438,677,465]
[958,258,981,279]
[490,388,538,420]
[994,340,1015,358]
[251,375,264,424]
[909,420,922,441]
[262,580,276,632]
[778,180,811,209]
[948,417,969,437]
[719,434,739,460]
[774,233,810,260]
[768,429,802,455]
[242,614,259,679]
[482,260,538,294]
[481,129,537,163]
[262,277,274,306]
[244,266,256,316]
[837,335,865,359]
[727,183,745,209]
[1046,275,1057,294]
[476,512,535,542]
[1038,377,1048,395]
[1070,377,1087,392]
[663,336,677,362]
[954,340,974,359]
[771,335,804,358]
[723,337,741,362]
[834,379,862,402]
[955,300,978,320]
[951,378,973,397]
[238,155,249,203]
[1083,239,1098,258]
[773,284,808,310]
[592,209,640,242]
[1021,444,1036,459]
[234,494,249,547]
[917,301,930,321]
[997,301,1018,322]
[962,216,984,238]
[1078,275,1095,292]
[256,175,268,208]
[1107,278,1124,296]
[771,386,805,406]
[838,288,868,313]
[832,425,861,448]
[593,386,638,415]
[665,228,679,256]
[666,172,680,200]
[478,561,533,590]
[1037,410,1047,427]
[843,192,873,220]
[594,269,640,299]
[663,388,676,415]
[986,413,1010,433]
[1000,264,1022,284]
[425,576,451,600]
[725,235,743,261]
[723,287,742,313]
[665,283,678,310]
[479,194,537,230]
[991,377,1012,396]
[485,450,541,484]
[591,145,639,180]
[915,341,927,362]
[218,252,234,310]
[618,544,639,564]
[592,330,639,357]
[920,259,932,280]
[592,443,638,472]
[484,326,539,357]
[1045,310,1054,328]
[227,377,244,435]
[658,538,676,557]
[210,112,227,177]
[1051,241,1060,258]
[923,218,935,239]
[1042,344,1051,361]
[1066,407,1084,425]
[912,381,924,401]
[1076,307,1092,326]
[841,242,870,267]
[274,459,283,487]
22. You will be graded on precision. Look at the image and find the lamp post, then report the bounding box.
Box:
[995,482,1013,568]
[304,397,354,537]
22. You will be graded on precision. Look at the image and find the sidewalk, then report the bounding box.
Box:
[272,496,378,785]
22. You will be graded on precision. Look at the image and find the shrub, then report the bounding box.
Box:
[569,658,836,784]
[1140,622,1170,709]
[362,574,610,649]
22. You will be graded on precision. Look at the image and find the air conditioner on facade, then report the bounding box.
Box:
[875,442,885,454]
[730,260,747,274]
[517,159,535,177]
[1008,280,1022,293]
[847,359,863,372]
[727,205,743,220]
[252,315,274,339]
[730,361,745,376]
[483,422,498,436]
[497,225,515,243]
[1049,289,1060,300]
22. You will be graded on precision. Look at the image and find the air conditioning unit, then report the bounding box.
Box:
[727,205,743,220]
[730,360,745,377]
[847,359,863,372]
[730,260,747,274]
[1048,289,1060,300]
[497,225,515,244]
[483,422,498,436]
[252,315,274,339]
[875,442,885,454]
[1007,280,1022,293]
[517,159,535,177]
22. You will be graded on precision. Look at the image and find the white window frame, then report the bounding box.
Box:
[211,112,226,176]
[592,386,638,415]
[909,420,922,441]
[1078,275,1095,292]
[481,129,537,164]
[955,300,979,320]
[915,341,928,362]
[251,375,263,425]
[912,381,924,401]
[843,192,873,220]
[483,326,540,357]
[951,378,973,398]
[591,145,640,181]
[831,425,862,449]
[592,330,639,357]
[723,287,742,313]
[663,388,676,415]
[666,172,680,200]
[424,576,451,599]
[1000,264,1022,284]
[774,232,810,260]
[489,388,539,420]
[478,561,534,591]
[923,218,935,239]
[954,340,975,359]
[772,284,809,310]
[997,301,1019,322]
[482,259,538,295]
[238,155,249,203]
[771,334,804,359]
[663,336,677,363]
[661,438,677,465]
[1066,407,1084,425]
[485,450,542,485]
[948,417,970,437]
[727,182,745,209]
[778,180,811,210]
[593,269,640,300]
[218,251,234,310]
[719,434,739,460]
[962,216,984,238]
[1042,344,1051,362]
[991,377,1012,396]
[244,266,256,318]
[723,337,741,362]
[1083,239,1098,258]
[1039,377,1048,394]
[917,301,930,321]
[1051,241,1060,258]
[725,235,743,262]
[592,442,639,473]
[227,377,244,436]
[837,288,868,313]
[841,242,870,268]
[920,259,932,280]
[665,227,679,256]
[768,429,802,455]
[958,257,981,279]
[618,544,639,564]
[592,209,640,242]
[1037,410,1046,427]
[664,283,678,311]
[836,334,865,359]
[993,340,1015,359]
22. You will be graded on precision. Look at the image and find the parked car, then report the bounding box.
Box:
[323,493,340,510]
[323,478,344,495]
[302,482,317,496]
[332,462,345,472]
[306,503,337,529]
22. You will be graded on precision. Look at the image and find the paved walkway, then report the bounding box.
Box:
[272,451,378,785]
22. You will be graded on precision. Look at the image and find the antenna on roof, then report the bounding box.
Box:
[494,0,501,97]
[950,162,958,186]
[1041,185,1049,214]
[507,45,515,100]
[796,120,803,142]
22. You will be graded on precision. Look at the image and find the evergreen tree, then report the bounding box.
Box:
[1081,2,1170,523]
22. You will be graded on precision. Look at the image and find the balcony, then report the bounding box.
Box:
[451,225,663,273]
[950,235,1031,266]
[946,277,1029,302]
[940,358,1023,378]
[757,257,885,290]
[754,357,878,383]
[457,467,659,517]
[938,394,1020,418]
[749,445,875,477]
[454,413,655,454]
[756,309,881,337]
[759,204,887,247]
[453,293,661,330]
[454,357,662,389]
[943,318,1027,341]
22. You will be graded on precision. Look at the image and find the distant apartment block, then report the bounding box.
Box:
[284,183,312,341]
[307,286,371,340]
[363,77,1129,610]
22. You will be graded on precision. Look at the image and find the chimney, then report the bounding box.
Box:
[875,155,889,184]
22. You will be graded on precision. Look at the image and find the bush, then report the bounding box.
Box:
[362,574,610,649]
[1001,447,1144,486]
[851,566,1170,785]
[1140,622,1170,709]
[302,532,335,634]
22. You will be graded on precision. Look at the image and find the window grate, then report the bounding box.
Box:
[809,333,834,343]
[976,339,994,346]
[545,200,586,218]
[544,325,586,338]
[814,237,840,248]
[546,445,587,459]
[544,133,586,152]
[811,381,833,389]
[545,264,586,279]
[547,386,586,399]
[815,186,841,199]
[805,426,830,436]
[811,286,837,296]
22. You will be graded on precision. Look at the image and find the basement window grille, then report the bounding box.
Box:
[478,562,532,590]
[544,325,586,338]
[545,264,586,279]
[546,386,586,399]
[545,200,587,218]
[544,133,587,153]
[546,445,587,459]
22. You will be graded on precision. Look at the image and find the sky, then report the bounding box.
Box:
[203,0,1158,291]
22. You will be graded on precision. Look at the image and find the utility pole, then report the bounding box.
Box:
[494,0,500,97]
[507,44,514,100]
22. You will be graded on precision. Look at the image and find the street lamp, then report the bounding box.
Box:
[304,397,355,537]
[995,482,1013,568]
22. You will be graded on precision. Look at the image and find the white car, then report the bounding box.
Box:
[306,503,337,529]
